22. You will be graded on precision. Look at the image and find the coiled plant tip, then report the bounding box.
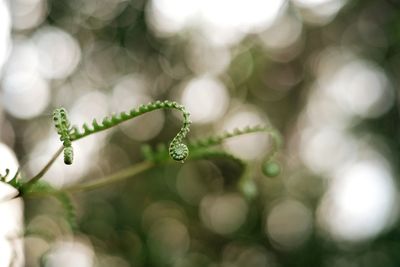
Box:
[169,143,189,162]
[63,147,74,165]
[53,108,74,165]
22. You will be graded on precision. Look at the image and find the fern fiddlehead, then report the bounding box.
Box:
[53,108,74,165]
[55,100,191,164]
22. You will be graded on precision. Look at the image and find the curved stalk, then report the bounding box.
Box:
[24,147,63,188]
[62,161,154,193]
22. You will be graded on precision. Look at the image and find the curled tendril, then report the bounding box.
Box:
[54,100,191,164]
[168,106,191,162]
[53,108,73,165]
[169,143,189,162]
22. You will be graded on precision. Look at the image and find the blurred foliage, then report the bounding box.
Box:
[1,0,400,266]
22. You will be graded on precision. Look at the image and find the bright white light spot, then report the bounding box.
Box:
[259,14,302,50]
[148,0,286,44]
[0,182,18,202]
[0,196,24,267]
[182,77,229,124]
[200,193,248,234]
[147,0,197,35]
[3,39,39,74]
[305,89,351,128]
[293,0,347,25]
[0,238,13,267]
[0,0,10,73]
[293,0,342,8]
[0,195,23,237]
[10,0,47,30]
[1,38,50,119]
[199,0,286,33]
[317,160,398,242]
[71,91,110,127]
[185,41,231,75]
[45,240,94,267]
[33,27,81,79]
[326,60,393,118]
[266,199,312,249]
[300,127,357,175]
[0,142,20,267]
[222,110,268,160]
[1,70,50,119]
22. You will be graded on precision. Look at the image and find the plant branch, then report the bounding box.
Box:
[24,148,247,197]
[24,146,63,188]
[24,160,154,198]
[60,160,154,193]
[26,100,191,187]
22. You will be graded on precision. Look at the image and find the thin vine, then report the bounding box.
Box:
[24,100,191,190]
[52,100,191,166]
[188,125,282,160]
[70,100,191,162]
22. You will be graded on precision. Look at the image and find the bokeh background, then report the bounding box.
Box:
[1,0,400,266]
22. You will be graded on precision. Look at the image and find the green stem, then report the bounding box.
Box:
[24,148,249,198]
[24,160,154,198]
[22,140,269,202]
[189,125,283,160]
[62,160,154,193]
[24,146,63,188]
[69,101,191,143]
[26,101,191,187]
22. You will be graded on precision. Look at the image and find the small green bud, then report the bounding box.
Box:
[262,161,281,177]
